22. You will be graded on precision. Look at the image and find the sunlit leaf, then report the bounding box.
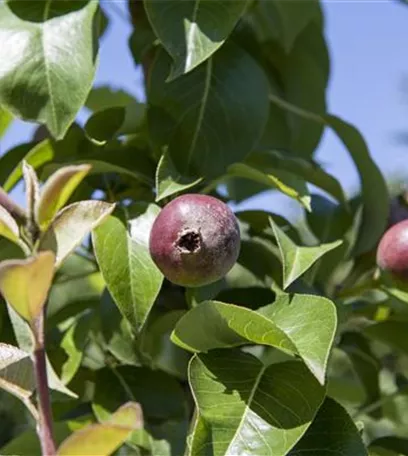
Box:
[228,162,311,211]
[173,293,337,384]
[270,217,342,288]
[145,0,248,78]
[57,402,143,456]
[188,351,325,456]
[0,1,100,138]
[93,205,163,332]
[0,206,20,244]
[39,201,115,268]
[36,164,92,231]
[0,251,55,323]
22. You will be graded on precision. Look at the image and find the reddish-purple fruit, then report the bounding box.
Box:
[149,194,241,287]
[377,219,408,279]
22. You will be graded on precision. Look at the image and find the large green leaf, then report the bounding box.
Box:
[145,0,248,79]
[188,351,325,456]
[172,293,337,384]
[269,95,389,254]
[0,1,99,139]
[148,44,269,178]
[270,218,342,289]
[289,397,367,455]
[248,0,320,53]
[92,205,163,332]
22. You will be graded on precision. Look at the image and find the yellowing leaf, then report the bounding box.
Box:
[36,164,92,230]
[0,206,19,244]
[57,402,143,456]
[0,251,55,323]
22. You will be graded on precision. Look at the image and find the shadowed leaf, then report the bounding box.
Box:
[188,351,325,456]
[0,343,35,401]
[155,151,202,202]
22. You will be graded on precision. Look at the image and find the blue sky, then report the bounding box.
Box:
[1,0,408,220]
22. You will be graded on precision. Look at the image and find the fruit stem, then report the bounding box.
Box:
[32,313,56,456]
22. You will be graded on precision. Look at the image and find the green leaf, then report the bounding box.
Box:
[0,251,55,323]
[36,164,92,231]
[270,217,342,289]
[155,151,203,202]
[145,0,248,79]
[340,332,381,416]
[57,402,143,456]
[248,150,347,205]
[172,300,296,354]
[39,201,115,268]
[148,44,269,178]
[363,321,408,355]
[0,343,35,402]
[0,106,13,138]
[249,0,320,53]
[59,311,92,384]
[370,437,408,456]
[173,294,336,384]
[269,95,389,254]
[93,205,163,332]
[289,397,367,455]
[0,1,99,138]
[228,162,311,211]
[0,206,20,244]
[6,304,78,398]
[188,351,325,456]
[258,293,337,385]
[84,107,126,145]
[92,367,186,422]
[85,87,136,111]
[0,419,91,455]
[3,140,54,192]
[139,310,190,379]
[42,158,153,187]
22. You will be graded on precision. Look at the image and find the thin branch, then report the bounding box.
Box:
[32,314,56,456]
